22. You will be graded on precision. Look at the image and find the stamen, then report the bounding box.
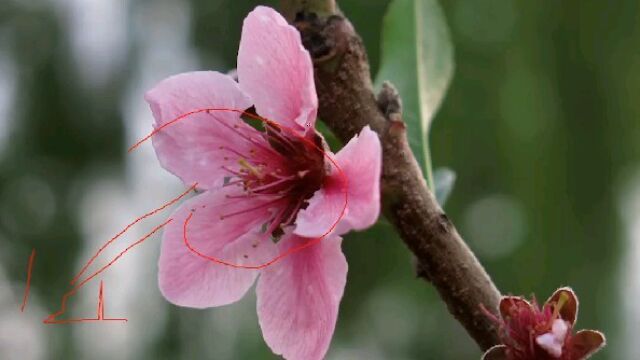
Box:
[209,113,281,157]
[264,124,297,152]
[529,330,536,355]
[271,184,296,197]
[269,169,293,180]
[221,166,243,177]
[282,198,304,225]
[552,293,569,321]
[238,158,264,179]
[220,146,267,166]
[479,303,501,325]
[249,206,288,248]
[266,206,288,234]
[265,123,295,144]
[248,175,296,193]
[224,192,282,199]
[219,197,286,220]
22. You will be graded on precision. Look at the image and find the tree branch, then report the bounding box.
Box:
[281,0,502,351]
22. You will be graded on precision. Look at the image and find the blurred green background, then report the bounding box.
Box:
[0,0,638,359]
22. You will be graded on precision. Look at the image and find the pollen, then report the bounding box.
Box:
[238,158,264,179]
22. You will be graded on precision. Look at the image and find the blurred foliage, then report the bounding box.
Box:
[0,0,639,359]
[375,0,454,187]
[433,167,456,206]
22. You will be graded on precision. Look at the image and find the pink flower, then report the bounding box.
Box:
[144,6,381,360]
[482,288,606,360]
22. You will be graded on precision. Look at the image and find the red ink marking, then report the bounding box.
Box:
[183,213,329,269]
[45,106,349,323]
[45,220,169,324]
[130,108,349,269]
[70,184,197,286]
[98,281,105,320]
[129,108,243,152]
[45,185,196,324]
[45,281,128,324]
[21,249,36,312]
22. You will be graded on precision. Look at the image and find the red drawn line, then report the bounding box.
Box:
[130,107,349,269]
[47,184,195,323]
[21,249,36,312]
[45,319,128,324]
[43,107,347,323]
[128,108,264,153]
[70,184,197,286]
[183,213,330,269]
[46,281,128,324]
[45,206,181,323]
[98,280,104,320]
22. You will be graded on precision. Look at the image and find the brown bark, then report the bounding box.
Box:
[281,1,502,351]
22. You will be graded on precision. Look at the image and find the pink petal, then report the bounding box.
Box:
[535,319,569,358]
[292,182,345,238]
[295,126,382,237]
[158,187,278,308]
[145,71,268,189]
[331,126,382,231]
[256,233,347,360]
[237,6,317,133]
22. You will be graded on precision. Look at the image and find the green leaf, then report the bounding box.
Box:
[315,119,342,152]
[375,0,454,189]
[434,167,456,207]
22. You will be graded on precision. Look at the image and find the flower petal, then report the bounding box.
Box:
[292,183,345,238]
[569,330,606,359]
[146,71,267,189]
[331,126,382,232]
[481,345,508,360]
[237,6,317,133]
[545,287,578,325]
[294,126,382,237]
[256,233,347,360]
[158,187,278,308]
[535,319,568,358]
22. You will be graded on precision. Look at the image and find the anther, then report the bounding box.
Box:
[238,158,264,179]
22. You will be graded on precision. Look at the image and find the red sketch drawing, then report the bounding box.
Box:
[38,107,345,324]
[20,249,36,312]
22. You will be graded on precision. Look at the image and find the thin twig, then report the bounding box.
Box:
[281,0,502,351]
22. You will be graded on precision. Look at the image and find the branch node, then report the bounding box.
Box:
[376,81,403,120]
[279,0,336,22]
[388,117,406,137]
[414,257,432,282]
[294,13,349,71]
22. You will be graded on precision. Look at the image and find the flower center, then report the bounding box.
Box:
[220,122,326,237]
